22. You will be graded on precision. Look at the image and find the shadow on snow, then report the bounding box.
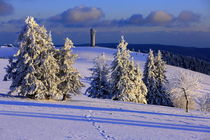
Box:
[0,110,210,133]
[0,100,210,120]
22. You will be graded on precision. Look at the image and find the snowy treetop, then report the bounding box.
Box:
[117,35,128,51]
[25,16,39,28]
[64,38,74,50]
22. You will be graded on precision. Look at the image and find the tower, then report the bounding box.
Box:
[90,28,96,47]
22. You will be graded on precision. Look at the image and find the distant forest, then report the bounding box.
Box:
[161,51,210,75]
[81,43,210,75]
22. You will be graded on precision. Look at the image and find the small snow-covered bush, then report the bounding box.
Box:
[198,94,210,112]
[172,95,196,110]
[168,71,201,112]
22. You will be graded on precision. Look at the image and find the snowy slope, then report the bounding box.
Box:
[0,46,210,140]
[0,46,18,58]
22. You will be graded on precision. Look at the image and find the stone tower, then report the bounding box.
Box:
[90,28,96,47]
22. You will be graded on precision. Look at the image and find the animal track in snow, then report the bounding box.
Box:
[84,110,116,140]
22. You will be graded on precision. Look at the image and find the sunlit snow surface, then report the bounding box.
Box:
[0,46,210,140]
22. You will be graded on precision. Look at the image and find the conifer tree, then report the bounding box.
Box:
[4,16,60,99]
[86,53,110,98]
[111,36,147,103]
[57,38,83,100]
[143,49,157,103]
[111,36,131,100]
[144,50,173,106]
[155,51,167,85]
[4,57,17,82]
[127,59,147,103]
[154,50,173,106]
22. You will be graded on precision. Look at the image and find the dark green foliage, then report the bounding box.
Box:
[162,51,210,75]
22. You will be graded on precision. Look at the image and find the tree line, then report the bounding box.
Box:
[86,36,173,107]
[4,17,208,112]
[161,51,210,75]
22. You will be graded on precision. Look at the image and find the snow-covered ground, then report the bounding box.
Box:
[0,46,210,140]
[0,46,18,58]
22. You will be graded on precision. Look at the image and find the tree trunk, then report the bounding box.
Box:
[182,88,189,112]
[62,94,66,101]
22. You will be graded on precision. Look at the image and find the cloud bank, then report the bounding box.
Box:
[47,7,201,28]
[120,11,200,27]
[0,0,14,16]
[0,6,205,46]
[49,6,104,26]
[146,11,174,25]
[0,6,202,32]
[176,11,200,24]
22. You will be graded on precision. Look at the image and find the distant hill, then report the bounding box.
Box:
[3,44,209,75]
[85,43,210,63]
[71,43,210,75]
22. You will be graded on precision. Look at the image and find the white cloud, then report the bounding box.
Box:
[146,11,174,25]
[49,6,104,26]
[176,11,200,23]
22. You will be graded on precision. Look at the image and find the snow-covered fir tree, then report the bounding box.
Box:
[56,38,83,100]
[154,50,173,106]
[4,57,17,82]
[144,50,173,106]
[111,36,147,103]
[4,16,61,100]
[85,53,110,98]
[129,59,148,103]
[143,49,157,104]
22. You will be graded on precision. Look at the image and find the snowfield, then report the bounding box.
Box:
[0,46,18,58]
[0,46,210,140]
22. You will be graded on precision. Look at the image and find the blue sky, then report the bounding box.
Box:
[8,0,209,19]
[0,0,210,47]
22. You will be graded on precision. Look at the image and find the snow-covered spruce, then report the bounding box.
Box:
[85,53,110,98]
[111,36,147,103]
[4,17,83,100]
[144,50,172,106]
[56,38,83,100]
[4,16,59,99]
[143,50,157,103]
[4,57,17,81]
[154,51,173,106]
